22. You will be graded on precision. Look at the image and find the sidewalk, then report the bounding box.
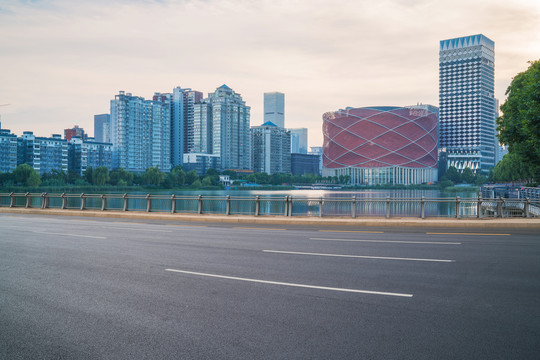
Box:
[2,207,540,229]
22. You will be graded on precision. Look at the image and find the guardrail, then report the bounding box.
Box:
[1,192,538,219]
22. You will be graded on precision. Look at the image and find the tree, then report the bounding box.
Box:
[461,167,475,184]
[84,167,93,184]
[165,166,186,188]
[27,171,41,187]
[201,176,213,187]
[109,168,134,186]
[492,152,533,182]
[142,167,165,186]
[92,167,110,186]
[444,166,462,184]
[12,164,41,187]
[497,60,540,180]
[184,170,198,185]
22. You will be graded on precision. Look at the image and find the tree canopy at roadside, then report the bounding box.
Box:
[497,60,540,181]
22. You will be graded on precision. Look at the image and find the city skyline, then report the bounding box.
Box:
[1,0,539,148]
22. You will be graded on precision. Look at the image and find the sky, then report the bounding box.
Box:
[1,0,539,148]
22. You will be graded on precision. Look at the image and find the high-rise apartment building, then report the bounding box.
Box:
[68,137,113,175]
[110,91,171,172]
[251,122,291,174]
[264,92,285,128]
[17,132,68,174]
[289,128,308,154]
[94,114,110,143]
[193,85,251,171]
[439,34,497,172]
[0,129,18,173]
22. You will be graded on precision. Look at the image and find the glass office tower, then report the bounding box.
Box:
[439,34,496,172]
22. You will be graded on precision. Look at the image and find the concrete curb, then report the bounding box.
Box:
[1,207,540,229]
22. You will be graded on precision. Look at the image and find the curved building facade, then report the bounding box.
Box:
[322,106,438,185]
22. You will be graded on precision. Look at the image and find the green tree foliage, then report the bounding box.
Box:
[497,60,540,180]
[492,152,533,182]
[461,168,475,184]
[12,164,41,186]
[109,168,134,186]
[142,167,165,186]
[165,166,186,188]
[201,176,213,187]
[444,166,462,184]
[84,167,93,184]
[92,167,110,186]
[184,170,199,185]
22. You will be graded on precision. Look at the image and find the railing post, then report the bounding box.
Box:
[386,196,390,219]
[255,196,260,216]
[455,196,460,219]
[101,194,106,211]
[477,194,482,218]
[226,195,231,215]
[288,196,292,217]
[123,193,128,211]
[497,196,503,218]
[80,193,86,210]
[9,192,14,208]
[43,192,49,209]
[198,195,202,214]
[146,194,151,213]
[319,197,323,217]
[284,196,288,216]
[351,196,356,218]
[421,196,425,219]
[171,194,176,213]
[524,197,530,218]
[41,192,46,209]
[25,192,31,208]
[61,193,67,209]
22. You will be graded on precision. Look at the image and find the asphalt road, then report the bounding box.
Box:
[1,214,539,359]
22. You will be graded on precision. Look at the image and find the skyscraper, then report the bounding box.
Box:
[251,122,291,174]
[154,87,203,167]
[110,91,171,172]
[94,114,110,143]
[264,92,285,128]
[439,34,496,172]
[193,85,251,171]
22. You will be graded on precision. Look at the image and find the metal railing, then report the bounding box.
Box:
[1,192,538,218]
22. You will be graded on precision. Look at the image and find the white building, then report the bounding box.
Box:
[110,91,171,172]
[251,122,291,174]
[193,85,251,171]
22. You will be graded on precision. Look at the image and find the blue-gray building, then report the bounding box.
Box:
[439,34,497,172]
[94,114,110,143]
[291,153,320,176]
[0,129,18,173]
[110,91,171,173]
[17,132,68,174]
[68,137,113,175]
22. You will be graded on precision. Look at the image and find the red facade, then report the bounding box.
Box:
[323,107,438,169]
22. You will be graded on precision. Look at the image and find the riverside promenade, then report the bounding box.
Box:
[2,207,539,229]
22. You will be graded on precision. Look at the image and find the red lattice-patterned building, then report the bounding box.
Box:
[322,106,438,185]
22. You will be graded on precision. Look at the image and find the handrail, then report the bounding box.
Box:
[0,192,538,218]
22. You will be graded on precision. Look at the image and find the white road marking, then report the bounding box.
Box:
[426,232,510,236]
[319,230,384,234]
[165,268,413,298]
[32,231,106,239]
[102,226,172,232]
[310,238,461,245]
[233,227,287,231]
[263,250,455,263]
